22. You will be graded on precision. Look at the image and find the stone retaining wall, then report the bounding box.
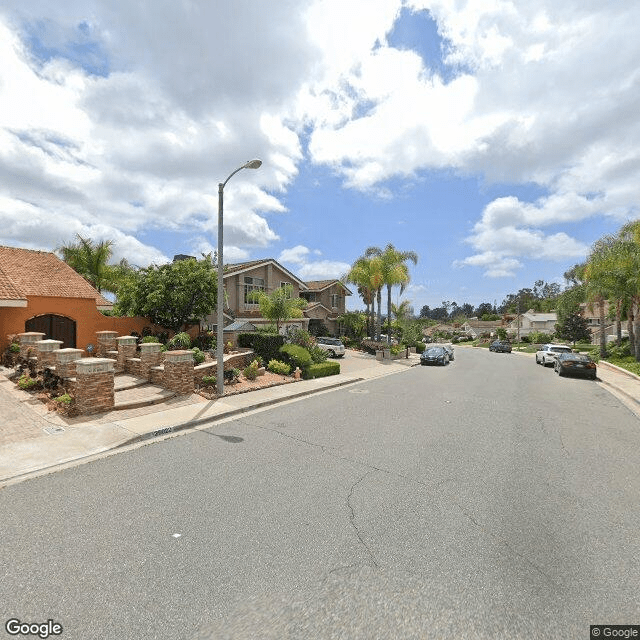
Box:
[74,358,115,415]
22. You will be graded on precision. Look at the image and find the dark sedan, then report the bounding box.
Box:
[489,340,512,353]
[554,352,597,379]
[420,346,450,366]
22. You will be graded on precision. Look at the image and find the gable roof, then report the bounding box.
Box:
[304,279,353,295]
[0,245,112,307]
[521,312,557,322]
[224,259,308,290]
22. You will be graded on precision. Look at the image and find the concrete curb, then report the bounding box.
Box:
[599,360,640,381]
[118,376,366,446]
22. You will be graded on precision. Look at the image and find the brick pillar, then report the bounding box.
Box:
[74,358,116,415]
[96,331,118,357]
[17,332,45,358]
[116,336,138,372]
[55,348,84,378]
[163,350,194,395]
[139,343,163,380]
[36,339,64,368]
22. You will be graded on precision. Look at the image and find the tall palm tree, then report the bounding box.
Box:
[392,300,412,322]
[346,256,384,339]
[618,221,640,360]
[365,244,418,345]
[58,234,115,293]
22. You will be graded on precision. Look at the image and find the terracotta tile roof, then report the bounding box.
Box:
[305,279,352,294]
[0,264,26,301]
[224,259,267,274]
[0,245,112,305]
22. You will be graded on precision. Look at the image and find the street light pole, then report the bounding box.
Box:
[216,159,262,397]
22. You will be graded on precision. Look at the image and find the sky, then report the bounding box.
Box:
[1,1,638,313]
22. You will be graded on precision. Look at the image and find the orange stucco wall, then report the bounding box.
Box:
[0,296,171,354]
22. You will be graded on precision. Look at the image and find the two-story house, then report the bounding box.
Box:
[300,280,352,336]
[201,259,311,335]
[507,310,557,337]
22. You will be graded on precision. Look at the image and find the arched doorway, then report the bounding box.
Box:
[25,314,76,348]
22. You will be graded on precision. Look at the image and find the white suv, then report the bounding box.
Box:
[535,343,572,366]
[315,337,346,358]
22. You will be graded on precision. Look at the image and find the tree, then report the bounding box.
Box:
[365,244,418,344]
[346,256,384,339]
[114,255,219,333]
[57,234,131,294]
[555,313,591,345]
[391,300,412,323]
[419,305,431,318]
[337,311,366,339]
[247,284,307,332]
[474,302,494,317]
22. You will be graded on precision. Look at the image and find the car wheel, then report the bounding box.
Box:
[558,368,565,377]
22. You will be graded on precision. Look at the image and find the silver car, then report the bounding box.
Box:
[315,337,346,358]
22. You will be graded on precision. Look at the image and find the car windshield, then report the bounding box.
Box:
[320,338,342,345]
[425,347,444,355]
[551,347,572,353]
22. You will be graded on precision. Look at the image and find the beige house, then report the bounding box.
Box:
[508,310,557,337]
[300,280,352,335]
[201,260,352,337]
[460,318,504,338]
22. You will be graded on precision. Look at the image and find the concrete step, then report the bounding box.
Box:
[114,374,150,391]
[114,383,177,410]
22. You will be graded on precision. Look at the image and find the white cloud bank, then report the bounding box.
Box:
[1,1,639,277]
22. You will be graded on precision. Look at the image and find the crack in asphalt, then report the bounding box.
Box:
[346,471,379,568]
[230,417,559,585]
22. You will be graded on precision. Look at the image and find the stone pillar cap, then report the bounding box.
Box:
[96,330,119,335]
[18,332,46,338]
[75,358,116,373]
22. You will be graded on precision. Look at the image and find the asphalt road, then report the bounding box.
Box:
[1,347,639,639]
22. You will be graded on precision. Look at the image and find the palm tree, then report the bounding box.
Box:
[247,284,307,333]
[57,234,116,293]
[391,300,412,322]
[365,244,418,345]
[617,221,640,360]
[346,256,384,339]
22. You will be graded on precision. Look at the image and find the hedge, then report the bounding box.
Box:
[279,344,312,370]
[238,332,285,362]
[304,361,340,379]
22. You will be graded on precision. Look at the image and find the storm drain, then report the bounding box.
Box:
[43,426,65,435]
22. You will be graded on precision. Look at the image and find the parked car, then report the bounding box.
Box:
[489,340,512,353]
[535,344,573,366]
[442,344,455,361]
[315,337,345,358]
[554,352,597,379]
[420,346,450,366]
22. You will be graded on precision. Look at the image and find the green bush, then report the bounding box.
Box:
[201,375,216,386]
[9,342,20,353]
[243,360,260,381]
[415,343,426,353]
[308,344,328,364]
[304,361,340,379]
[286,328,316,350]
[191,347,206,365]
[55,393,73,404]
[607,342,631,359]
[238,332,285,362]
[360,339,388,355]
[279,344,312,370]
[17,375,39,390]
[141,336,160,343]
[390,345,405,356]
[268,359,291,375]
[167,332,191,350]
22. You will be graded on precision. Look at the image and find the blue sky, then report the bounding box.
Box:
[0,1,637,313]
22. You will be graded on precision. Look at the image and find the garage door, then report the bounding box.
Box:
[25,314,76,348]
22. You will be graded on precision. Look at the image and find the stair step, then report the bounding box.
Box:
[114,374,150,391]
[114,385,177,411]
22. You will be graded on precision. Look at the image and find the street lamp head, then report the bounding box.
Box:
[244,159,262,169]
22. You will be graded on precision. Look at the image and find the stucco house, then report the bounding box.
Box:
[460,318,505,339]
[508,310,557,337]
[201,259,311,334]
[300,280,352,336]
[0,245,153,354]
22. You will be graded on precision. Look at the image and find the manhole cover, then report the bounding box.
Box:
[43,426,65,435]
[349,389,369,394]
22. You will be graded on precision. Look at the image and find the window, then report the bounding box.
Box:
[302,292,318,302]
[331,294,340,308]
[244,276,265,306]
[280,282,292,298]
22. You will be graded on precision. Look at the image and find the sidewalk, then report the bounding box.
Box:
[0,352,420,486]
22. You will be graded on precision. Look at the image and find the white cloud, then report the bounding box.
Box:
[296,260,351,280]
[278,245,310,264]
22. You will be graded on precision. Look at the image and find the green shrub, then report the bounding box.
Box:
[191,347,206,365]
[304,361,340,379]
[607,342,631,359]
[416,343,426,353]
[9,342,20,353]
[167,331,191,350]
[308,344,328,364]
[268,359,291,375]
[243,360,259,380]
[360,339,388,355]
[201,375,216,386]
[279,344,312,370]
[141,335,160,343]
[238,332,285,362]
[390,345,404,356]
[55,393,73,404]
[17,375,39,390]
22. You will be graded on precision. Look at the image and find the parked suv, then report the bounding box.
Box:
[315,337,346,358]
[535,343,572,366]
[489,340,512,353]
